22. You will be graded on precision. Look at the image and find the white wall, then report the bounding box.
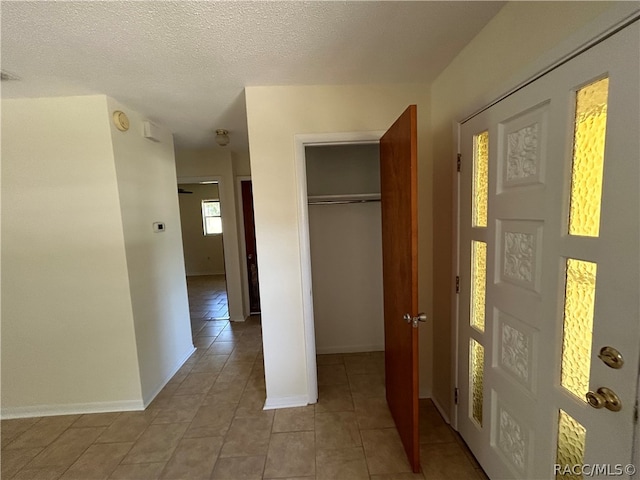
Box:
[231,150,252,177]
[175,149,247,321]
[245,84,433,406]
[306,144,380,196]
[107,97,194,406]
[1,95,143,416]
[309,202,384,354]
[178,183,226,276]
[429,1,633,420]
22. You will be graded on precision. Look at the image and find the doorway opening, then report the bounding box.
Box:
[294,132,384,404]
[238,179,261,315]
[177,180,229,328]
[305,143,383,355]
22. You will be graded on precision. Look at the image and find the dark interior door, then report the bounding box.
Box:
[380,105,420,473]
[241,180,261,313]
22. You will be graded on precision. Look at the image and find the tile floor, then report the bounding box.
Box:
[187,275,229,321]
[1,277,488,480]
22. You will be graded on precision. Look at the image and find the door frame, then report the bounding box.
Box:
[451,122,462,430]
[451,8,640,453]
[236,175,253,317]
[294,131,385,403]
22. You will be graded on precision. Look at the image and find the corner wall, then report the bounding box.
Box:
[107,98,194,405]
[1,96,143,416]
[245,84,433,405]
[429,1,631,420]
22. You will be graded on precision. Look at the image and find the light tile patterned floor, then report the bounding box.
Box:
[1,277,488,480]
[187,275,229,321]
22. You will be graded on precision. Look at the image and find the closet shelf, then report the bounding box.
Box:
[307,193,381,205]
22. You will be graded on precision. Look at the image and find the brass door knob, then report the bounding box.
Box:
[598,346,624,369]
[586,387,622,412]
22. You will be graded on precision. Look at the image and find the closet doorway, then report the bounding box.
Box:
[305,144,384,354]
[296,108,421,472]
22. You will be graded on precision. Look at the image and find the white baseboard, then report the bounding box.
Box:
[229,315,246,323]
[316,344,384,355]
[1,399,145,420]
[142,345,197,407]
[1,346,198,420]
[419,386,433,399]
[431,395,452,425]
[263,395,309,410]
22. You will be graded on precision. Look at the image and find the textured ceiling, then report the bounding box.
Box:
[1,1,504,152]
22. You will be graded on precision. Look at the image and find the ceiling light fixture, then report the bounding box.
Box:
[215,129,230,147]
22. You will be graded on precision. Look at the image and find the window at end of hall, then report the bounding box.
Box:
[202,199,222,235]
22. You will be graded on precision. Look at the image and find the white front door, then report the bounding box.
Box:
[457,22,639,480]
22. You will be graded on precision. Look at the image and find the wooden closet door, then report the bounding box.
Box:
[380,105,421,473]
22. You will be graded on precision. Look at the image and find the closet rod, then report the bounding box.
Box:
[308,198,381,206]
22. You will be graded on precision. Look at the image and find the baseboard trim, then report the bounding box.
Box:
[316,344,384,355]
[419,386,433,399]
[142,345,197,408]
[431,395,452,425]
[263,395,309,410]
[1,346,198,420]
[1,399,144,420]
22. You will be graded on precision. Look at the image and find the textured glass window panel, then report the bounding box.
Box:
[471,241,487,332]
[556,410,586,480]
[473,131,489,227]
[568,78,609,237]
[470,338,484,426]
[203,200,221,217]
[561,259,597,399]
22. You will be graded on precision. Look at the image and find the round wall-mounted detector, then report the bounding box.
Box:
[113,111,130,132]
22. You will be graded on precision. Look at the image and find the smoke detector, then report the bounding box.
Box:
[215,129,230,147]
